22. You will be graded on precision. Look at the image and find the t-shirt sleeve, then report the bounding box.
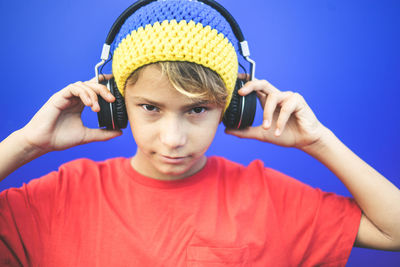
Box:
[0,171,59,266]
[262,165,362,266]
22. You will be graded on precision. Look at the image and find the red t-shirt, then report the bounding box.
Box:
[0,156,361,266]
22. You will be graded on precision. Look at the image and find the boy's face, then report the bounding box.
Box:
[124,64,223,180]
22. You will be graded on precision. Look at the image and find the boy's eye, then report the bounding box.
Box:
[141,104,158,112]
[189,107,207,114]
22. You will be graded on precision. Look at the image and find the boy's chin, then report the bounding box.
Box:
[155,156,206,180]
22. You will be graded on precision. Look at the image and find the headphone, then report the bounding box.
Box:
[94,0,257,130]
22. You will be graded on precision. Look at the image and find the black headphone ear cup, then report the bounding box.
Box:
[97,78,128,130]
[239,89,257,129]
[222,79,242,129]
[223,79,257,129]
[110,78,128,129]
[97,79,114,130]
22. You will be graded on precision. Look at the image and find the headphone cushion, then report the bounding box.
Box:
[223,79,243,129]
[239,90,257,128]
[110,79,128,129]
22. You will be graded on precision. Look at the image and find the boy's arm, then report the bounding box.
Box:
[303,127,400,250]
[0,74,121,182]
[0,130,45,181]
[226,77,400,251]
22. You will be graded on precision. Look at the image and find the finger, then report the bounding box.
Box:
[225,126,263,140]
[275,93,299,136]
[89,73,114,83]
[73,82,101,112]
[239,79,279,97]
[225,126,275,142]
[67,83,93,107]
[77,82,116,111]
[237,73,250,81]
[88,82,116,103]
[236,75,267,107]
[256,90,267,108]
[99,73,113,82]
[262,91,293,129]
[83,128,123,144]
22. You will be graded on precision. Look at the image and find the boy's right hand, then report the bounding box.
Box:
[19,74,122,155]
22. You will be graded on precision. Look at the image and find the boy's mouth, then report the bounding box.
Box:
[159,155,188,164]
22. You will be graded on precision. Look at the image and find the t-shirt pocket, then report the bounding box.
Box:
[187,245,250,267]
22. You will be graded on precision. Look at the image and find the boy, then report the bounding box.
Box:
[1,0,399,266]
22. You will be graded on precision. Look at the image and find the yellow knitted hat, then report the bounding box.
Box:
[111,0,239,110]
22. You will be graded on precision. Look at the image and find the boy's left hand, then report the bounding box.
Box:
[225,76,328,149]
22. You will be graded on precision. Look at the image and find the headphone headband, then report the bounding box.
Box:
[105,0,245,46]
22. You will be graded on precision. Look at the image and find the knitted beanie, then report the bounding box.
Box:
[111,0,239,108]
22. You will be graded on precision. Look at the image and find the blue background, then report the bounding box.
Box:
[0,0,399,265]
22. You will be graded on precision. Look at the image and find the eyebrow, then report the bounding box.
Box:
[131,96,212,109]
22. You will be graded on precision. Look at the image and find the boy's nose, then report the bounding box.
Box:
[159,116,187,149]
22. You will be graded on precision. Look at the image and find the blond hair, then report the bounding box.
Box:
[125,61,228,108]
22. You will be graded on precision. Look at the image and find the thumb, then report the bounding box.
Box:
[225,126,267,141]
[83,128,123,144]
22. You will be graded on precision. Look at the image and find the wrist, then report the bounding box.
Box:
[14,128,49,158]
[0,129,47,181]
[300,126,338,157]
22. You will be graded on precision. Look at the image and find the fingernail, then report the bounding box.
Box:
[107,93,114,100]
[239,86,247,92]
[263,120,270,128]
[93,102,100,111]
[275,128,281,136]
